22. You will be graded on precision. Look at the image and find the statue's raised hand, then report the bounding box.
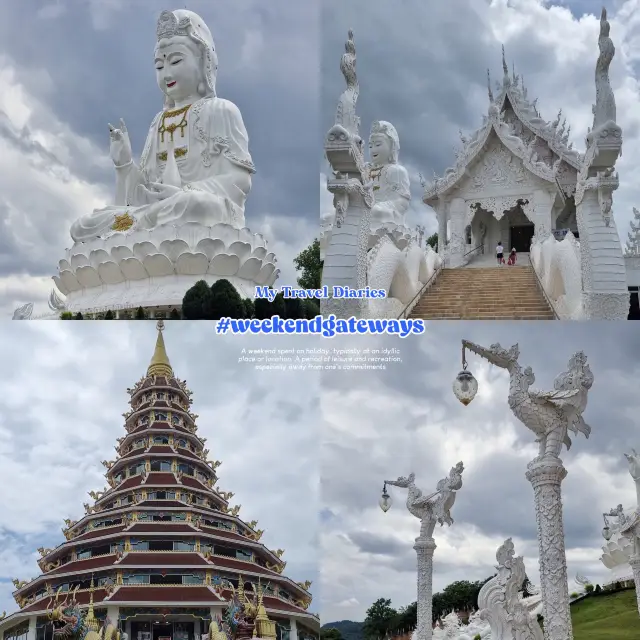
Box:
[108,118,132,167]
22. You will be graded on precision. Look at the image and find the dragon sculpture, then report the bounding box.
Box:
[477,538,544,640]
[462,341,593,458]
[385,463,464,538]
[45,585,120,640]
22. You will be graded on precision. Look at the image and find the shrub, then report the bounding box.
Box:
[242,298,254,319]
[594,584,602,594]
[74,312,83,320]
[204,279,244,319]
[182,280,212,319]
[302,298,320,318]
[135,306,147,319]
[60,311,73,319]
[104,310,114,319]
[473,635,481,640]
[254,295,274,320]
[169,308,181,320]
[570,592,579,599]
[584,584,594,593]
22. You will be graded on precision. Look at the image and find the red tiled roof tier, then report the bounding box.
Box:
[175,448,200,460]
[198,526,246,542]
[48,554,117,575]
[127,524,196,532]
[145,472,178,484]
[263,597,309,614]
[108,586,220,603]
[146,445,174,454]
[206,556,278,575]
[21,588,109,613]
[180,476,209,489]
[74,526,126,541]
[117,476,144,490]
[117,553,209,566]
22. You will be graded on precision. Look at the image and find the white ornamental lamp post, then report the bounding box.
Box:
[379,464,464,640]
[457,340,594,640]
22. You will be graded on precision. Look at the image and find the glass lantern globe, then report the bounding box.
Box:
[379,484,392,513]
[453,369,478,406]
[602,525,612,541]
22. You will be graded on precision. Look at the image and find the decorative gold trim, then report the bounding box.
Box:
[111,212,135,232]
[157,146,188,162]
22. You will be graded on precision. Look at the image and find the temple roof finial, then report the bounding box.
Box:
[147,319,173,378]
[487,69,493,102]
[502,44,508,79]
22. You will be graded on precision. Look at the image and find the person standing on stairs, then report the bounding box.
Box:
[496,241,504,265]
[507,248,517,265]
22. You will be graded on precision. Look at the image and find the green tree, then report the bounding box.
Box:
[242,298,254,318]
[284,296,303,320]
[426,233,438,250]
[169,308,181,319]
[135,306,147,319]
[182,280,213,320]
[363,598,397,640]
[254,296,273,320]
[74,312,83,320]
[203,279,244,319]
[585,583,594,593]
[60,311,73,320]
[302,299,320,318]
[104,310,114,320]
[272,292,286,318]
[320,629,343,640]
[294,239,323,289]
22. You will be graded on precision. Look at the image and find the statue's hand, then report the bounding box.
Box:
[138,182,182,202]
[108,118,133,167]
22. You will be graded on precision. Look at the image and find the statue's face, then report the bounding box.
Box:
[155,37,202,103]
[369,133,392,165]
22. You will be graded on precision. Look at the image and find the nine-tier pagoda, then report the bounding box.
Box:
[0,322,318,640]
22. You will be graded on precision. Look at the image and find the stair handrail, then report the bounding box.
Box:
[463,244,483,258]
[397,256,446,319]
[529,259,560,320]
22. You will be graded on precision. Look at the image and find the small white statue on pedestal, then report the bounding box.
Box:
[366,120,411,228]
[70,9,255,242]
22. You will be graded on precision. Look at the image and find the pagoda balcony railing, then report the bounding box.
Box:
[107,452,213,477]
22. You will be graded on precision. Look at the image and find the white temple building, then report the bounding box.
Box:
[320,10,640,320]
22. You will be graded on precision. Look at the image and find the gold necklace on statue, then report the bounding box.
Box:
[158,104,191,143]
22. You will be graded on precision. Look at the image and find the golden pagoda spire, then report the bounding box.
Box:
[85,575,99,632]
[147,320,173,378]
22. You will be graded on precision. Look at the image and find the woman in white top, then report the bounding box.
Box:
[496,242,504,265]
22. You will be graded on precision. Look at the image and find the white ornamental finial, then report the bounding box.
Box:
[157,319,165,332]
[592,7,616,130]
[625,207,640,256]
[487,68,493,102]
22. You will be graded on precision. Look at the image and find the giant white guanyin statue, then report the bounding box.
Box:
[366,120,410,229]
[40,9,279,318]
[70,9,254,241]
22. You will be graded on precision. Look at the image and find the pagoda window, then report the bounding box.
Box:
[111,542,124,554]
[278,589,289,600]
[174,540,195,551]
[153,436,170,445]
[236,549,252,562]
[172,513,187,521]
[92,543,111,556]
[196,472,207,483]
[177,438,187,448]
[152,514,172,522]
[156,392,165,399]
[134,439,146,448]
[140,416,150,425]
[178,463,194,476]
[128,462,145,476]
[76,549,91,560]
[103,501,115,510]
[36,619,54,640]
[148,540,173,551]
[201,543,213,555]
[150,573,182,585]
[182,573,204,585]
[155,412,168,422]
[215,545,236,558]
[172,416,181,426]
[123,573,150,585]
[130,539,149,550]
[275,623,291,640]
[150,459,171,471]
[114,473,124,483]
[137,513,151,521]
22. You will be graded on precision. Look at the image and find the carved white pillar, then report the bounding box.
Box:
[437,199,447,255]
[525,457,573,640]
[290,618,298,640]
[532,189,553,240]
[106,606,120,626]
[447,198,466,268]
[414,536,436,640]
[27,616,36,640]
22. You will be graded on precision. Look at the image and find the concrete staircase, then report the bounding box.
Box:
[410,265,555,320]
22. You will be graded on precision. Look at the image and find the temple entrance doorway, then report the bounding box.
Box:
[509,224,535,253]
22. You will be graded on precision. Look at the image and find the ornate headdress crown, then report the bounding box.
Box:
[157,10,192,41]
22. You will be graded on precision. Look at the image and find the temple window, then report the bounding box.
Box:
[278,589,289,600]
[150,459,171,471]
[177,439,187,448]
[110,542,124,554]
[92,543,111,556]
[156,392,165,399]
[150,573,182,585]
[155,412,168,421]
[114,473,124,483]
[172,415,181,426]
[148,540,173,552]
[123,573,150,585]
[177,463,195,476]
[76,549,91,560]
[36,619,54,640]
[182,573,205,585]
[275,622,290,640]
[236,549,252,562]
[201,543,213,555]
[130,539,150,551]
[173,540,195,551]
[128,462,144,476]
[153,436,170,445]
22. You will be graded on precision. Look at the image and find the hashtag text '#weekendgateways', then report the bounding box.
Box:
[254,286,386,301]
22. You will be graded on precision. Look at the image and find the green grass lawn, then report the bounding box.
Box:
[572,589,639,639]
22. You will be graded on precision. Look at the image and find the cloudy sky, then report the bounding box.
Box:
[0,0,319,317]
[320,0,640,244]
[320,323,640,623]
[0,323,320,616]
